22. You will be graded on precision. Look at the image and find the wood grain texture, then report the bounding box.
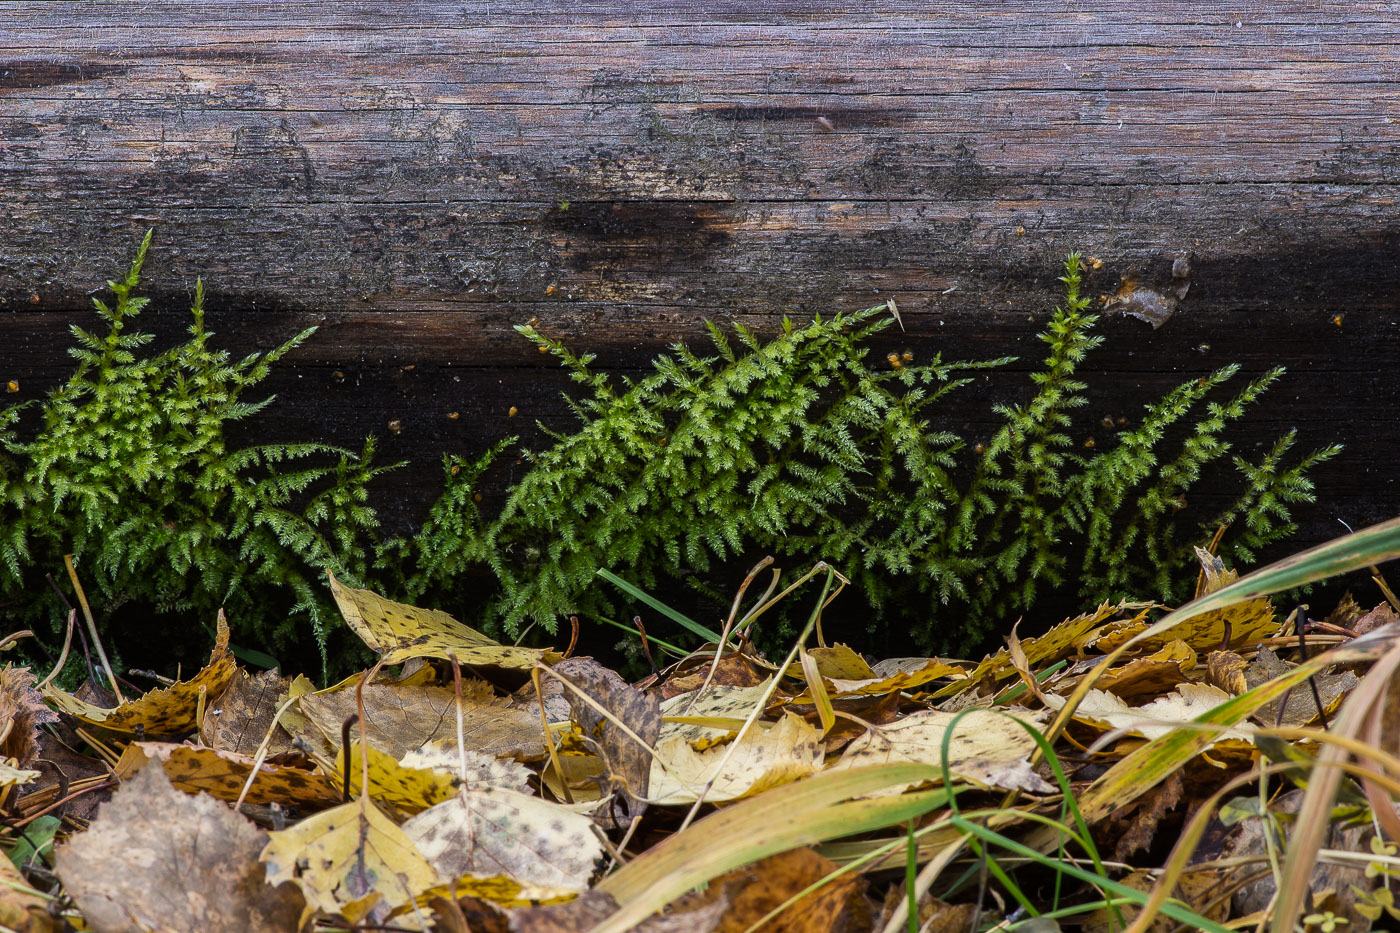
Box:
[0,1,1395,552]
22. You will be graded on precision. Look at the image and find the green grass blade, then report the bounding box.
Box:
[596,568,724,644]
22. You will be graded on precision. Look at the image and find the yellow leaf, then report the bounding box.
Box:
[328,572,561,669]
[648,712,823,804]
[1044,684,1255,747]
[0,757,38,789]
[260,798,439,920]
[804,644,876,680]
[937,601,1138,697]
[826,658,968,698]
[42,613,235,735]
[403,787,603,892]
[826,708,1052,793]
[342,741,458,813]
[116,741,341,810]
[659,680,771,749]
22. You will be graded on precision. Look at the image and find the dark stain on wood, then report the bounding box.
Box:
[0,60,126,89]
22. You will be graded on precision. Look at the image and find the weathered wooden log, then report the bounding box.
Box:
[1,2,1396,554]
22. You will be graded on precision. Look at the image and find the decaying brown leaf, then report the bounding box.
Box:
[0,666,58,768]
[1245,646,1358,726]
[298,681,547,761]
[199,667,295,757]
[696,846,866,933]
[54,763,304,933]
[550,657,661,826]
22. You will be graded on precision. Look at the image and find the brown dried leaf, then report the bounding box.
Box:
[661,653,771,699]
[697,847,864,933]
[1246,646,1358,727]
[54,763,304,933]
[1095,640,1197,700]
[1205,649,1249,695]
[551,657,660,826]
[1109,771,1184,860]
[199,667,295,757]
[299,682,546,761]
[0,666,57,767]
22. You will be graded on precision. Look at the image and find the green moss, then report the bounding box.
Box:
[3,238,1339,673]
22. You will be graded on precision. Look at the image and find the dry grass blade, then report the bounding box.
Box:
[589,763,948,933]
[1268,634,1400,933]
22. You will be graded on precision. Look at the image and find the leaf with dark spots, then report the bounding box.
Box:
[550,658,660,828]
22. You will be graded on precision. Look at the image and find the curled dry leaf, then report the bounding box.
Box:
[299,681,547,761]
[827,708,1053,794]
[1095,640,1197,699]
[0,666,58,767]
[1046,684,1255,748]
[649,712,824,805]
[403,786,604,892]
[53,763,303,933]
[42,614,236,736]
[551,657,660,826]
[328,572,561,669]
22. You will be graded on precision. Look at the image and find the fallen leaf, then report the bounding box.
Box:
[342,741,459,813]
[261,797,439,923]
[697,847,865,933]
[0,757,39,791]
[329,572,561,669]
[42,613,236,735]
[1245,647,1357,727]
[54,762,303,933]
[661,653,771,699]
[826,658,967,698]
[298,682,547,761]
[0,666,57,767]
[1107,771,1184,860]
[403,786,604,892]
[945,601,1136,696]
[551,657,660,826]
[200,667,296,757]
[1096,640,1197,699]
[1206,649,1249,695]
[0,856,54,933]
[400,744,534,792]
[649,712,823,805]
[827,708,1052,794]
[116,741,341,810]
[661,680,772,748]
[1045,685,1254,746]
[805,645,877,680]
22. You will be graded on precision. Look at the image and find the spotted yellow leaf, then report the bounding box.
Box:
[43,613,236,735]
[327,572,562,669]
[260,798,439,921]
